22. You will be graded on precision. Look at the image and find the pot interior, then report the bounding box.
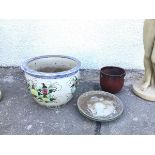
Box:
[27,57,77,73]
[101,67,125,76]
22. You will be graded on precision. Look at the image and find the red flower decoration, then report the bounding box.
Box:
[42,89,48,95]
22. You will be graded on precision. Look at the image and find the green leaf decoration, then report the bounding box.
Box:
[43,95,47,98]
[49,89,53,93]
[50,98,56,101]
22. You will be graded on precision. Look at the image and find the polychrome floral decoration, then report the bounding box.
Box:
[27,81,61,103]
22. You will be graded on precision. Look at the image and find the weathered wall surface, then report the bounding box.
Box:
[0,19,144,69]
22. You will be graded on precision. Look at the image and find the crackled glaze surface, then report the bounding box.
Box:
[26,73,79,106]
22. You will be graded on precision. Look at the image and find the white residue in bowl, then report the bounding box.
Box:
[87,96,116,117]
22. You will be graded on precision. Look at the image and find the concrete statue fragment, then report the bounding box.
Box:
[133,19,155,101]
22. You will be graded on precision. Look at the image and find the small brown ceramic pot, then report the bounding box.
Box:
[100,66,126,94]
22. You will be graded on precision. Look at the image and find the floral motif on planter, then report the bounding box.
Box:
[68,76,78,94]
[27,81,62,103]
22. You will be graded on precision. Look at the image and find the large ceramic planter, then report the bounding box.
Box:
[21,55,81,107]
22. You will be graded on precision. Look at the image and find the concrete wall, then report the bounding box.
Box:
[0,19,144,69]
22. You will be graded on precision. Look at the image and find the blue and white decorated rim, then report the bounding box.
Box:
[21,55,81,79]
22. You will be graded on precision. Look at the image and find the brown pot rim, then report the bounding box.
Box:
[100,66,126,77]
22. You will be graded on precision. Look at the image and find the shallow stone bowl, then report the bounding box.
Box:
[77,91,124,122]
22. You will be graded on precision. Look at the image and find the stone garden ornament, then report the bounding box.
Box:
[133,19,155,101]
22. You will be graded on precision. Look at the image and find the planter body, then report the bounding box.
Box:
[100,66,126,94]
[21,55,81,107]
